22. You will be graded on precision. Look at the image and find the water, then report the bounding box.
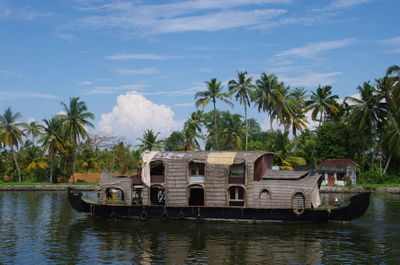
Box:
[0,192,399,264]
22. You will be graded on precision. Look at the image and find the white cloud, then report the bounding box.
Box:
[0,91,59,100]
[172,103,194,107]
[380,36,400,46]
[312,0,372,11]
[97,92,181,143]
[114,68,158,75]
[85,83,147,95]
[0,1,51,20]
[106,53,167,60]
[280,72,341,87]
[66,0,289,36]
[379,36,400,53]
[0,69,26,78]
[55,33,75,42]
[275,38,357,58]
[78,81,92,85]
[150,9,287,34]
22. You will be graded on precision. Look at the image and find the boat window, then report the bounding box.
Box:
[132,187,143,205]
[105,188,124,202]
[228,186,245,207]
[150,161,165,183]
[259,189,271,199]
[229,163,245,184]
[150,186,165,205]
[189,162,205,183]
[188,186,204,206]
[292,192,305,209]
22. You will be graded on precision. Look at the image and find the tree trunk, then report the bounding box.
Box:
[213,99,218,150]
[49,157,53,183]
[244,101,248,151]
[12,147,21,182]
[383,151,393,175]
[72,148,77,184]
[270,114,273,131]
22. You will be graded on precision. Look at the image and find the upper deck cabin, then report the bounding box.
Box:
[98,151,321,210]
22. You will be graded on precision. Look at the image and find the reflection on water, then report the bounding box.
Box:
[0,192,399,264]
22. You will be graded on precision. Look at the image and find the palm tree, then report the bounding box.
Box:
[307,85,339,126]
[376,65,400,136]
[289,88,309,138]
[38,115,66,183]
[0,107,26,182]
[60,97,95,184]
[272,131,306,170]
[228,71,255,150]
[22,121,44,145]
[272,84,297,132]
[136,129,163,152]
[181,126,201,151]
[220,113,247,150]
[254,73,280,131]
[195,78,233,150]
[184,110,205,135]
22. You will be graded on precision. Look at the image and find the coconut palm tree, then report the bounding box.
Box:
[0,107,26,182]
[22,121,44,146]
[181,126,201,151]
[38,115,66,183]
[195,78,233,150]
[272,130,306,170]
[228,71,255,150]
[254,73,280,131]
[289,88,309,138]
[136,129,163,152]
[184,110,205,135]
[376,65,400,136]
[307,85,339,126]
[272,84,297,132]
[345,82,386,170]
[60,97,95,184]
[220,113,247,150]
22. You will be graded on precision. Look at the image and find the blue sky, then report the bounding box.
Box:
[0,0,399,144]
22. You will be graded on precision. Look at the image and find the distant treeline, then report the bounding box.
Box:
[1,65,399,184]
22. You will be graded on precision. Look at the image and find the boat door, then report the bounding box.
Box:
[328,173,335,185]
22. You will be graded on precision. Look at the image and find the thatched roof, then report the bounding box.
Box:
[149,151,273,165]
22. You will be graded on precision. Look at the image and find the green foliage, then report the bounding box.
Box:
[357,170,400,184]
[314,121,357,164]
[164,131,185,151]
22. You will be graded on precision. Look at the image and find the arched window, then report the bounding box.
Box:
[228,186,245,207]
[150,185,165,205]
[292,192,305,210]
[105,188,124,204]
[259,189,271,200]
[188,185,204,206]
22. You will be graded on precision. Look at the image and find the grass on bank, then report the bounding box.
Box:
[0,180,99,186]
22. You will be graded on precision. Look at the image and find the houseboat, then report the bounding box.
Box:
[68,151,370,223]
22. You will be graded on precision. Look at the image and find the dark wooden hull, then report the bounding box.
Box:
[67,188,370,223]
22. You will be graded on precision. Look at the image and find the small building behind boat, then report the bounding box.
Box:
[318,159,357,186]
[99,151,322,211]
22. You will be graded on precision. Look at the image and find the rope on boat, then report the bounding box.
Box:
[292,208,305,215]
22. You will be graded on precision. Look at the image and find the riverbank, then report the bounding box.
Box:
[0,184,400,193]
[0,185,97,191]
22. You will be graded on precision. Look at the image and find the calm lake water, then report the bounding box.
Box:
[0,191,399,264]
